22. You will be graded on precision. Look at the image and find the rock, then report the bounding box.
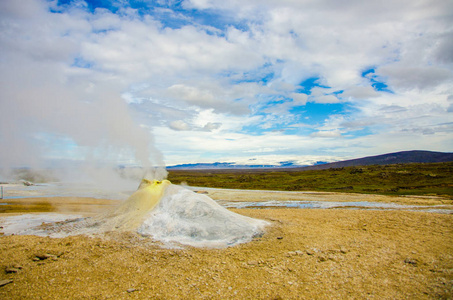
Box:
[34,253,58,261]
[5,267,20,273]
[276,237,283,240]
[247,260,259,266]
[127,288,136,293]
[340,247,349,254]
[306,249,315,255]
[0,279,13,287]
[404,258,417,266]
[317,255,328,262]
[286,250,304,257]
[327,254,336,261]
[12,265,23,270]
[35,254,49,260]
[54,251,65,257]
[286,251,297,257]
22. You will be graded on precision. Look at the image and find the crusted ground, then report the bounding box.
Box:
[1,206,452,299]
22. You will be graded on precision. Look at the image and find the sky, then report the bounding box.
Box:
[1,0,452,169]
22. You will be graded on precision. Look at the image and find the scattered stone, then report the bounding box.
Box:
[34,253,59,261]
[0,279,13,287]
[55,251,65,257]
[286,250,304,257]
[340,247,349,254]
[277,237,283,240]
[32,257,40,261]
[35,254,49,260]
[404,258,417,266]
[247,260,259,266]
[306,249,315,255]
[12,265,23,270]
[5,267,20,273]
[127,288,136,293]
[317,255,328,262]
[327,254,336,261]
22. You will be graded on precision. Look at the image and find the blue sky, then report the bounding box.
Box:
[0,0,452,169]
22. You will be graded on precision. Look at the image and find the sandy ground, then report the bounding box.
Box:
[1,192,453,299]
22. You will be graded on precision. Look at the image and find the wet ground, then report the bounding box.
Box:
[1,183,453,215]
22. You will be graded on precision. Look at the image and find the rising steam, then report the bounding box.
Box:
[0,70,166,187]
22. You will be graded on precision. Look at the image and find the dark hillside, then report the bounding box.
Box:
[298,150,453,170]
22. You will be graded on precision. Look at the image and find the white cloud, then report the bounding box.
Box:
[202,122,222,131]
[340,86,380,99]
[378,65,452,91]
[221,154,341,167]
[313,95,340,104]
[169,120,191,131]
[291,93,308,105]
[434,32,453,64]
[1,0,452,170]
[310,130,342,138]
[165,83,251,115]
[167,84,217,107]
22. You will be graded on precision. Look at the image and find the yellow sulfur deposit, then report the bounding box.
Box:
[97,179,171,232]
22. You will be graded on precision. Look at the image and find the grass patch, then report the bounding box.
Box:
[168,162,453,198]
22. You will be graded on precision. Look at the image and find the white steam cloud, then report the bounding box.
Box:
[0,0,166,187]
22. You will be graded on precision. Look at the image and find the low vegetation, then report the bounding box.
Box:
[168,162,453,198]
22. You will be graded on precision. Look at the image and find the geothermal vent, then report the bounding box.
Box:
[9,180,268,248]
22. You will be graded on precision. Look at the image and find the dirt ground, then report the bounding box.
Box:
[1,194,452,299]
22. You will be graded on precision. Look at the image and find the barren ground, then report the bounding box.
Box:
[1,192,452,299]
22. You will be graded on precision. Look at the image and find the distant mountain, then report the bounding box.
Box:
[296,150,453,171]
[167,162,282,170]
[167,150,453,170]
